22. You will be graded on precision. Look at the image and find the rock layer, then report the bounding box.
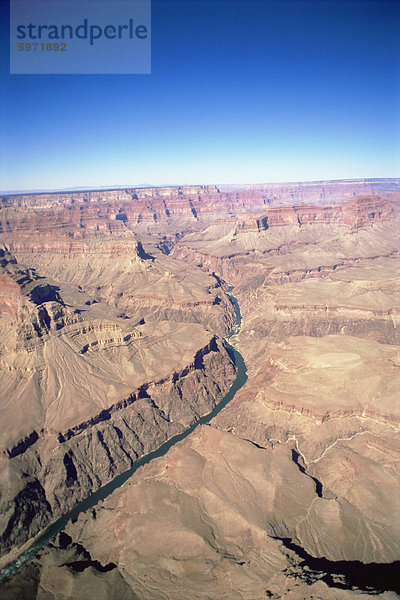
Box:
[0,225,236,556]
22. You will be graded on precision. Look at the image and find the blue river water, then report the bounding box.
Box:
[0,287,247,583]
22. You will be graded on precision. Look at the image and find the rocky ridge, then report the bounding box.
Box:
[0,216,236,558]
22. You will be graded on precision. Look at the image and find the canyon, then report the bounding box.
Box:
[0,178,400,599]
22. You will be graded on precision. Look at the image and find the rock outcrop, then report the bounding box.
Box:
[0,228,236,557]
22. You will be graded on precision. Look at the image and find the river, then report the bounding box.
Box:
[0,286,247,583]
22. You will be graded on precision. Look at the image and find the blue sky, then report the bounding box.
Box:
[1,0,399,192]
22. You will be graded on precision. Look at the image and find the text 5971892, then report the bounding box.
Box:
[18,42,67,51]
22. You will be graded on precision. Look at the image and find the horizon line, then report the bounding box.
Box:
[2,176,400,197]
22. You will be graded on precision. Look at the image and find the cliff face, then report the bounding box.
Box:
[0,185,223,230]
[220,177,400,207]
[0,214,236,555]
[232,195,400,234]
[2,179,399,233]
[0,323,234,553]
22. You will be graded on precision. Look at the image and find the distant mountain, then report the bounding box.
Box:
[2,177,399,197]
[0,184,155,195]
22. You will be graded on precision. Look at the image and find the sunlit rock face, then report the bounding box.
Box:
[1,179,400,599]
[0,193,236,556]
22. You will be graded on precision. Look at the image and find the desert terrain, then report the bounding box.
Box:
[0,178,400,599]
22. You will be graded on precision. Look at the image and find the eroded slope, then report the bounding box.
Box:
[0,217,236,557]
